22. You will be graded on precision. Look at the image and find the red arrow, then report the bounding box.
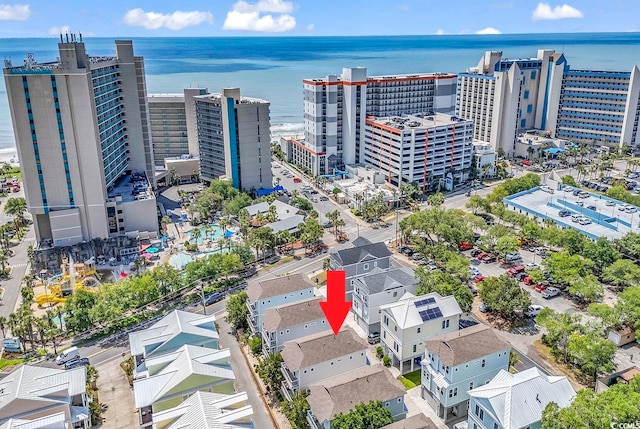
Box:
[320,270,352,335]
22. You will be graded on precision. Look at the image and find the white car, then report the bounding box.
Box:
[578,217,592,225]
[605,200,616,206]
[542,287,560,299]
[525,263,540,270]
[525,305,544,318]
[469,267,481,277]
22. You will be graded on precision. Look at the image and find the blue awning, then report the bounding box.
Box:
[147,247,160,253]
[544,148,566,154]
[224,230,235,238]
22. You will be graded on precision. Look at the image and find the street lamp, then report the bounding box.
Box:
[196,282,207,315]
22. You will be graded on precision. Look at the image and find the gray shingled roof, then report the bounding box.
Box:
[262,297,325,332]
[352,236,372,248]
[331,242,391,266]
[381,414,439,429]
[357,268,417,295]
[423,324,510,367]
[306,364,405,423]
[280,327,367,371]
[246,273,314,302]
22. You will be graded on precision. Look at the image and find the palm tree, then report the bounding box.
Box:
[0,249,10,272]
[86,365,99,390]
[20,286,34,305]
[4,197,27,229]
[0,316,6,337]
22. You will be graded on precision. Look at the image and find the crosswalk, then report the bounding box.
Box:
[9,263,28,269]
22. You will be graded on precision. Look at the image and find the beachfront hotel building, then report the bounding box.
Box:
[194,88,272,193]
[283,67,457,176]
[363,113,473,190]
[3,37,158,247]
[457,50,640,156]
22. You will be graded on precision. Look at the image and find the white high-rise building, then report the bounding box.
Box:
[289,67,457,176]
[363,113,474,191]
[457,50,640,156]
[195,88,272,192]
[3,38,158,247]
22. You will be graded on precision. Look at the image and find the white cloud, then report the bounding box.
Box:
[233,0,294,13]
[532,2,584,20]
[476,27,502,34]
[49,25,70,35]
[435,29,446,35]
[306,23,314,31]
[122,8,213,30]
[223,0,296,32]
[0,4,30,20]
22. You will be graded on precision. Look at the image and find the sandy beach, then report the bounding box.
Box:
[0,147,19,167]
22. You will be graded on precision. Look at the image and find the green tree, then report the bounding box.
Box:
[64,289,98,333]
[519,221,542,244]
[536,308,585,362]
[561,175,579,187]
[255,352,284,395]
[281,391,311,429]
[4,197,27,228]
[299,217,323,248]
[479,275,531,321]
[331,400,394,429]
[494,235,519,258]
[582,237,619,272]
[248,337,262,356]
[150,263,182,295]
[427,192,444,207]
[416,268,473,313]
[602,259,640,289]
[541,376,640,429]
[567,332,616,383]
[566,274,603,304]
[544,251,592,287]
[225,291,249,332]
[617,286,640,331]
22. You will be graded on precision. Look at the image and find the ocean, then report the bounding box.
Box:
[1,33,640,151]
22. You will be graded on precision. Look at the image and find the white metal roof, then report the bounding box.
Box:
[129,310,218,357]
[469,368,576,429]
[379,292,462,329]
[152,391,254,428]
[133,345,235,409]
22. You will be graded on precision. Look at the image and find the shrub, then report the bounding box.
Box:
[376,346,384,359]
[383,355,391,367]
[248,337,262,356]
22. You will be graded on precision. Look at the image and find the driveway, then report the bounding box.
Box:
[95,354,138,429]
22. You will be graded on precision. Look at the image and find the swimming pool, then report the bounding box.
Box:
[186,225,224,244]
[169,248,230,270]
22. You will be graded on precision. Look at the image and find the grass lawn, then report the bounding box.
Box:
[0,357,25,370]
[397,369,422,390]
[311,269,327,287]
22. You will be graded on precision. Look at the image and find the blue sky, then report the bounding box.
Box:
[0,0,638,37]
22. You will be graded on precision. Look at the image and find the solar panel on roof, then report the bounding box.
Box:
[414,297,436,307]
[418,307,443,322]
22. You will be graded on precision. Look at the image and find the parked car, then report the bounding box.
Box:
[319,196,329,201]
[479,302,490,313]
[605,200,616,206]
[293,177,302,183]
[542,287,560,299]
[322,220,333,228]
[65,357,90,370]
[505,253,523,262]
[484,255,497,263]
[525,305,544,318]
[401,247,414,256]
[515,272,528,281]
[523,275,535,285]
[367,332,380,344]
[459,241,473,251]
[204,292,224,306]
[470,249,482,257]
[525,263,540,270]
[558,210,572,217]
[476,252,488,260]
[534,284,548,292]
[468,285,478,296]
[578,217,592,225]
[586,205,597,211]
[469,267,481,277]
[473,275,485,283]
[507,266,525,276]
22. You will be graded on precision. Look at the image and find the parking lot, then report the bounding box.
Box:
[505,186,640,240]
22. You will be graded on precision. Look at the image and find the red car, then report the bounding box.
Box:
[459,241,473,251]
[523,276,533,285]
[507,266,525,276]
[473,275,485,283]
[476,252,488,260]
[535,284,548,292]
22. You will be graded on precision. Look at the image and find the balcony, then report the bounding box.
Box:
[281,363,299,393]
[307,410,322,429]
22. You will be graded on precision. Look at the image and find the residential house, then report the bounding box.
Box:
[262,297,328,355]
[596,366,640,393]
[380,292,462,373]
[329,241,392,300]
[280,327,368,400]
[152,391,254,429]
[352,267,418,335]
[0,365,90,429]
[306,364,406,429]
[129,310,219,371]
[381,414,439,429]
[421,324,510,423]
[246,274,315,335]
[244,200,303,220]
[133,345,236,428]
[467,368,576,429]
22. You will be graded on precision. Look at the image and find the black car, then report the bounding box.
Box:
[204,292,224,305]
[558,210,572,217]
[515,272,528,281]
[402,248,414,256]
[483,256,497,263]
[470,249,482,257]
[587,205,597,211]
[572,190,581,196]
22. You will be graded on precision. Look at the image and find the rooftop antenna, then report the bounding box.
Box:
[60,33,63,43]
[65,33,69,43]
[79,32,83,42]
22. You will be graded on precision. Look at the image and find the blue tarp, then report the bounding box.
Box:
[224,230,235,238]
[256,185,284,196]
[544,148,566,154]
[147,247,160,253]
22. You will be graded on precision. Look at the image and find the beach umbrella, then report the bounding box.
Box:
[147,247,160,253]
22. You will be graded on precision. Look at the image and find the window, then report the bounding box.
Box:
[393,291,397,297]
[449,387,458,398]
[531,70,537,79]
[397,398,402,403]
[480,409,484,419]
[417,327,421,334]
[520,119,526,128]
[527,104,533,113]
[494,423,499,429]
[383,331,386,339]
[469,381,474,390]
[481,359,486,368]
[475,405,480,416]
[442,320,450,329]
[394,325,398,332]
[413,344,417,353]
[363,263,369,270]
[384,316,389,326]
[524,90,529,99]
